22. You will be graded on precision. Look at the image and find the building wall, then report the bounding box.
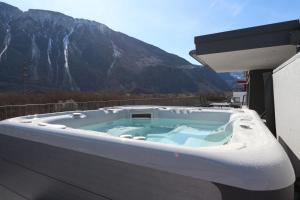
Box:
[273,52,300,176]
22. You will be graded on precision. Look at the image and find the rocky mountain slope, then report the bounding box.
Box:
[0,2,232,93]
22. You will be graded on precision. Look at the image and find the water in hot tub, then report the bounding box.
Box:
[80,118,232,148]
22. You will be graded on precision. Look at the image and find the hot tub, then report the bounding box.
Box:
[0,106,295,200]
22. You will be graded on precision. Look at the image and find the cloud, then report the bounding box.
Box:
[209,0,219,9]
[231,2,248,17]
[209,0,249,17]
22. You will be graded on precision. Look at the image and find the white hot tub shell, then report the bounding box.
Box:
[0,106,295,200]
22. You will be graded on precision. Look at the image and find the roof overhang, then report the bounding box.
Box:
[190,20,300,72]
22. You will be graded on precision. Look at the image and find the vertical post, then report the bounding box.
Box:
[248,69,276,136]
[248,70,266,114]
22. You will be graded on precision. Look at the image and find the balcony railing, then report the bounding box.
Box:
[0,96,208,120]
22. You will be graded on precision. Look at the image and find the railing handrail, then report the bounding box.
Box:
[0,96,199,108]
[0,96,207,121]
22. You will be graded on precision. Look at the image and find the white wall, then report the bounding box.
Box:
[273,52,300,159]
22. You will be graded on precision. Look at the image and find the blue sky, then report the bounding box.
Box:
[3,0,300,64]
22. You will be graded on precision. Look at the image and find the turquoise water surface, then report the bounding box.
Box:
[80,118,232,148]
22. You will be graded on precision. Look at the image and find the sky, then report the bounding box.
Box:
[2,0,300,64]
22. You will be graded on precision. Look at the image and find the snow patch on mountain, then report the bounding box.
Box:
[107,41,122,76]
[30,34,40,80]
[0,24,11,62]
[62,28,78,91]
[47,38,54,82]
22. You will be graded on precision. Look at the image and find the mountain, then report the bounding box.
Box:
[219,72,246,91]
[0,2,231,93]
